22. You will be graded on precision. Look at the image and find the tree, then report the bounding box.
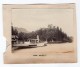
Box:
[11,26,18,36]
[18,32,25,44]
[48,24,53,29]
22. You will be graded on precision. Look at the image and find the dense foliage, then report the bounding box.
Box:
[11,24,73,43]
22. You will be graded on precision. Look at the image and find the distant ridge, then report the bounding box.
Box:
[14,27,28,33]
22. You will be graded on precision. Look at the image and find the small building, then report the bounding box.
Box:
[28,35,39,45]
[12,35,18,45]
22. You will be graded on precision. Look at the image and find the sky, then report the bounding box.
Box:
[12,8,74,36]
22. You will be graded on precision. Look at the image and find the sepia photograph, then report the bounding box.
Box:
[3,4,77,63]
[11,8,73,51]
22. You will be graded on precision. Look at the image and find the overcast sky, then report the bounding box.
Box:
[12,8,74,36]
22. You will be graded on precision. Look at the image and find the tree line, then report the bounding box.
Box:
[11,24,73,44]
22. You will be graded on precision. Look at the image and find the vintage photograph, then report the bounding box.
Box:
[11,8,73,51]
[3,4,77,63]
